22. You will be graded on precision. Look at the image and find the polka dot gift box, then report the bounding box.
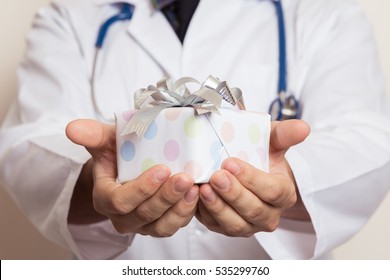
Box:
[115,76,271,183]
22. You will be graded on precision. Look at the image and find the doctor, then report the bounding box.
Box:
[1,0,390,259]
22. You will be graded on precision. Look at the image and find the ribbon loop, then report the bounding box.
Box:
[122,75,244,137]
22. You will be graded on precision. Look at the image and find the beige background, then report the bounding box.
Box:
[0,0,389,259]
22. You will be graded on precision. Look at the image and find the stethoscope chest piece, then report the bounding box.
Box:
[269,91,300,121]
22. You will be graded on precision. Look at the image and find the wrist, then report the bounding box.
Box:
[68,159,107,224]
[281,159,311,221]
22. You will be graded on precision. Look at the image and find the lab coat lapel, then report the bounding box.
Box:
[126,1,182,78]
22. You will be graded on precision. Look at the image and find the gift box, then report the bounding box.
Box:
[116,76,270,183]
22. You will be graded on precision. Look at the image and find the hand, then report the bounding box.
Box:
[66,119,199,237]
[196,120,310,237]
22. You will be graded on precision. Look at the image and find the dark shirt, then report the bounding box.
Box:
[152,0,200,43]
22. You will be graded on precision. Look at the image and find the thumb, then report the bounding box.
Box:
[65,119,116,155]
[270,120,310,154]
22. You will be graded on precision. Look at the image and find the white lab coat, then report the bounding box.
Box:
[1,0,390,259]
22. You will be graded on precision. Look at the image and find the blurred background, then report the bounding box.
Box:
[0,0,389,259]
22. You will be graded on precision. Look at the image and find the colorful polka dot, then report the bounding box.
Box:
[141,159,157,172]
[164,108,182,121]
[144,121,158,140]
[210,140,223,161]
[235,151,249,162]
[184,116,203,138]
[164,140,180,161]
[248,123,261,144]
[184,160,203,179]
[221,121,235,143]
[120,141,136,162]
[211,156,223,172]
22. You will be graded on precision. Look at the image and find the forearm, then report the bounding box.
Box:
[68,158,107,224]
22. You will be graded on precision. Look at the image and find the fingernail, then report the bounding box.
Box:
[215,173,230,190]
[154,168,169,183]
[174,177,191,193]
[184,187,198,203]
[224,160,241,175]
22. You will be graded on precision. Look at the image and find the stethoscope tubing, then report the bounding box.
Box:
[91,3,135,122]
[95,4,134,48]
[273,0,287,94]
[270,0,300,120]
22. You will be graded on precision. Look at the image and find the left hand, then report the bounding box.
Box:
[196,120,310,237]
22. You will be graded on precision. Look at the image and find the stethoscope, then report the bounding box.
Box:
[92,0,300,121]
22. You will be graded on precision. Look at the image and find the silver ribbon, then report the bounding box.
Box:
[122,75,245,137]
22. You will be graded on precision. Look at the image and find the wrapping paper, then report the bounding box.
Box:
[116,107,270,183]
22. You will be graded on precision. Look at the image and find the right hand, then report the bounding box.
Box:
[66,119,199,237]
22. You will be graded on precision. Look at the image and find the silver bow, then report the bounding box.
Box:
[122,75,245,137]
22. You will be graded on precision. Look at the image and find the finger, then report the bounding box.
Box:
[199,184,253,237]
[140,186,199,237]
[270,120,310,155]
[221,158,297,208]
[209,169,280,228]
[93,165,170,216]
[129,173,194,226]
[195,199,219,229]
[66,119,116,155]
[66,119,118,179]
